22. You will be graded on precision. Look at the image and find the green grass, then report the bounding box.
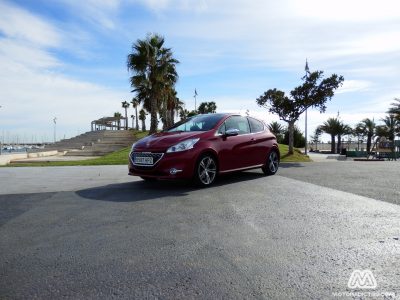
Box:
[279,144,311,163]
[5,136,310,167]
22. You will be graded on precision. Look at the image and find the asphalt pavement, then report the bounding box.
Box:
[0,162,399,299]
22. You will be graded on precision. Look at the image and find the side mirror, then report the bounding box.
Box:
[225,128,239,137]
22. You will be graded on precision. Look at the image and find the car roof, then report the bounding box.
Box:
[197,113,262,119]
[196,113,239,117]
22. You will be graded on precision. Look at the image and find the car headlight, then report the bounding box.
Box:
[166,138,200,153]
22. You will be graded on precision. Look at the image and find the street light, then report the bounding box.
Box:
[304,59,310,156]
[53,117,57,143]
[194,89,198,112]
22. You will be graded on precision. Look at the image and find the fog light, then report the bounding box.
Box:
[170,168,182,175]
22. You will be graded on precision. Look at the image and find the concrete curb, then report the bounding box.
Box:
[0,150,59,165]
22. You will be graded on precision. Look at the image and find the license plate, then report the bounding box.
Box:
[134,156,153,165]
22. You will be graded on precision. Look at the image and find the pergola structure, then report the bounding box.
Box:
[91,116,127,131]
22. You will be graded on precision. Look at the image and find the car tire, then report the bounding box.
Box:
[262,149,279,175]
[194,154,218,187]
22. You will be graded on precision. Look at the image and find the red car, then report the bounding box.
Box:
[128,113,279,186]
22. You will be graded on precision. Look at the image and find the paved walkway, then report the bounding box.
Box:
[11,154,100,163]
[307,152,351,162]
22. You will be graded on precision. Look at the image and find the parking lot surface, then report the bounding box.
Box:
[1,163,399,299]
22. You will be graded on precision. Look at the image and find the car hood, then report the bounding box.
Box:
[133,131,205,152]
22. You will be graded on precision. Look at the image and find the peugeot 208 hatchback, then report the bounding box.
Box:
[128,113,279,186]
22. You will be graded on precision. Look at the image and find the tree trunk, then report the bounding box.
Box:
[164,110,170,130]
[141,120,146,132]
[149,97,158,134]
[337,134,342,154]
[124,108,128,130]
[288,121,295,155]
[367,134,372,153]
[135,107,139,131]
[170,109,175,127]
[331,134,336,154]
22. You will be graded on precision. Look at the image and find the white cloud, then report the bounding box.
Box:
[133,0,208,13]
[337,80,372,94]
[0,39,61,69]
[142,0,400,72]
[57,0,122,30]
[0,55,129,141]
[0,1,131,141]
[0,1,61,47]
[290,0,400,22]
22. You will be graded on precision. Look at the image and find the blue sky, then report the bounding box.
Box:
[0,0,399,143]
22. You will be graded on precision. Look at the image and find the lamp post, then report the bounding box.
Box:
[194,89,198,112]
[53,117,57,143]
[304,59,310,155]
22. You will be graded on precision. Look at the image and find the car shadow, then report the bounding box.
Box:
[76,171,267,203]
[279,162,305,168]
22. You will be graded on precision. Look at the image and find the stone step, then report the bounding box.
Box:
[36,130,138,156]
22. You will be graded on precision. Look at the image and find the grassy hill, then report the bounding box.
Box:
[278,144,311,162]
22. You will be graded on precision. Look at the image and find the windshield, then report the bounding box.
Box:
[168,114,225,132]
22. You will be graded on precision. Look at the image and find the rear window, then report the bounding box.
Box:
[248,117,265,133]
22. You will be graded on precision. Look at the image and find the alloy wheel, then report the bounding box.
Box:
[268,151,279,173]
[197,156,217,185]
[262,149,279,175]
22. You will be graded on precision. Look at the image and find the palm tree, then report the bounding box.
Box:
[336,122,352,154]
[114,112,122,130]
[127,34,179,134]
[121,101,130,130]
[131,97,140,131]
[139,108,147,132]
[381,115,399,141]
[160,87,180,129]
[388,98,400,121]
[309,127,322,151]
[197,101,217,114]
[175,98,185,122]
[319,117,340,153]
[179,108,190,121]
[268,121,285,143]
[353,123,365,151]
[357,118,376,153]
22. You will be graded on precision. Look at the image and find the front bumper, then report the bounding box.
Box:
[128,150,197,180]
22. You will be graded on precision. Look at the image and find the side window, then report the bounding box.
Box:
[224,116,250,135]
[217,123,226,135]
[248,117,265,133]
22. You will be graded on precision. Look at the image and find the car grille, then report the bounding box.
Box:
[130,152,164,167]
